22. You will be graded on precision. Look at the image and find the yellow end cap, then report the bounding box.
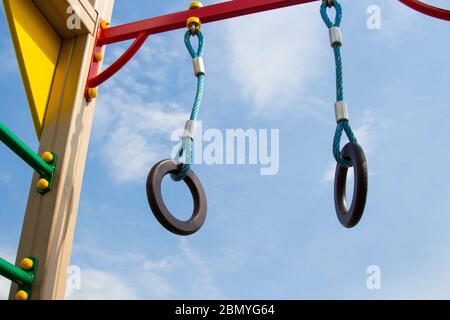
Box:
[88,88,98,99]
[189,1,203,9]
[41,152,54,163]
[37,178,49,190]
[101,20,110,29]
[20,258,34,271]
[16,290,29,301]
[94,52,104,62]
[186,17,202,30]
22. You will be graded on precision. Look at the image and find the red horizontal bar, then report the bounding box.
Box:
[399,0,450,21]
[99,0,319,45]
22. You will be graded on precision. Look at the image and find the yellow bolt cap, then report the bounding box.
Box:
[37,179,49,190]
[41,152,54,163]
[189,1,203,9]
[20,258,34,271]
[186,17,202,30]
[88,88,98,99]
[16,290,29,301]
[101,20,110,29]
[94,52,103,62]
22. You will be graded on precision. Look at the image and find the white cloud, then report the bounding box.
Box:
[322,161,337,184]
[94,89,188,182]
[177,239,222,299]
[99,124,165,183]
[94,66,187,183]
[0,37,16,79]
[66,269,139,300]
[346,246,450,299]
[0,277,10,300]
[0,172,12,184]
[139,239,223,299]
[69,239,222,300]
[389,261,450,299]
[0,247,15,300]
[224,4,327,116]
[375,0,421,42]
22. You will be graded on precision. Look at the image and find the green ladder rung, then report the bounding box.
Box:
[0,257,38,300]
[0,122,56,193]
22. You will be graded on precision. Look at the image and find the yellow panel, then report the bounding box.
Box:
[3,0,62,138]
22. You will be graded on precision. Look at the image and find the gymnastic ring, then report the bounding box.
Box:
[334,142,368,228]
[146,159,207,236]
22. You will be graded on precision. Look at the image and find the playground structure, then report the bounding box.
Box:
[0,0,448,300]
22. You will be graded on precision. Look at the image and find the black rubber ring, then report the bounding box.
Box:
[334,143,368,228]
[146,159,207,236]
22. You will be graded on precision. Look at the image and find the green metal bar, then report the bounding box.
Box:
[0,258,34,286]
[0,122,53,178]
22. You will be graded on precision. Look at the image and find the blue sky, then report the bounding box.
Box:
[1,0,450,299]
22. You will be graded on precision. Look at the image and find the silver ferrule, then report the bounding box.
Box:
[329,27,342,47]
[182,120,197,140]
[335,101,349,122]
[192,57,205,77]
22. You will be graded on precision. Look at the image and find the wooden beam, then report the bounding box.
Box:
[33,0,98,38]
[9,0,114,300]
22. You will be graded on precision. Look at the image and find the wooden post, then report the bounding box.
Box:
[9,0,114,300]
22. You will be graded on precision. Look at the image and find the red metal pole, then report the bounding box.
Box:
[99,0,319,46]
[399,0,450,21]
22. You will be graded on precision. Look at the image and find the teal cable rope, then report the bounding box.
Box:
[185,29,205,58]
[320,0,342,28]
[171,30,205,181]
[321,0,357,168]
